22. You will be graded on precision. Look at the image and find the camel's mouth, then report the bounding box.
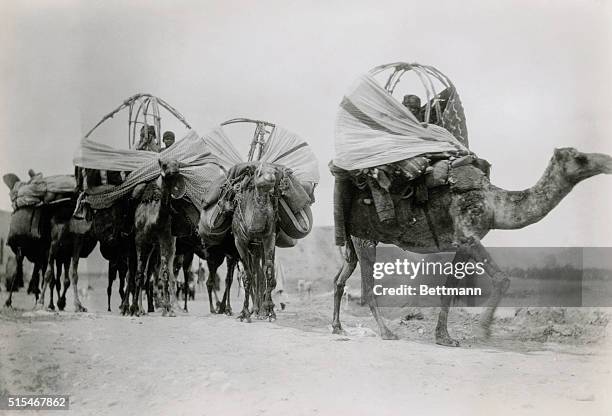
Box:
[590,153,612,175]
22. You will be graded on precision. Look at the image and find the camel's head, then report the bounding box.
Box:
[253,163,280,193]
[553,147,612,183]
[158,158,181,178]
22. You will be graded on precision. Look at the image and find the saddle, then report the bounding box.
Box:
[330,153,491,246]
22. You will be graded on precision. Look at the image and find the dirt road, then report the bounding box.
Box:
[1,276,611,416]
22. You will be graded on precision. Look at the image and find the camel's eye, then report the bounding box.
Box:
[575,155,588,166]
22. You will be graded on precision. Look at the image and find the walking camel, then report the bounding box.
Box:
[331,147,612,346]
[233,163,281,322]
[129,158,182,316]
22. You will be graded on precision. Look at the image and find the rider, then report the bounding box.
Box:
[402,94,424,122]
[162,131,175,149]
[136,125,160,152]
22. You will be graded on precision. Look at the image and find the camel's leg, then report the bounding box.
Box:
[354,237,398,340]
[121,245,137,315]
[131,245,150,316]
[434,250,471,347]
[27,262,42,301]
[159,235,177,317]
[447,237,510,339]
[461,238,510,339]
[332,241,358,335]
[218,257,237,315]
[68,234,87,313]
[40,226,64,310]
[146,279,155,313]
[58,259,70,311]
[107,260,117,312]
[140,251,155,315]
[118,258,127,305]
[262,235,277,321]
[47,259,60,311]
[51,259,63,310]
[235,244,252,323]
[4,249,24,308]
[36,261,47,308]
[206,253,224,314]
[182,251,194,313]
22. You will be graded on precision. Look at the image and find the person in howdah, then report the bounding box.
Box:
[136,125,160,152]
[402,94,424,121]
[162,131,175,149]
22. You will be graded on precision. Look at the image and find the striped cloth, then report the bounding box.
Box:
[202,125,320,185]
[73,130,224,210]
[334,74,468,170]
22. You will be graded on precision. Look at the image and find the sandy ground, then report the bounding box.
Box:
[1,275,611,416]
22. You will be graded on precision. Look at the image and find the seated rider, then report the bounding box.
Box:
[402,94,424,122]
[136,125,161,152]
[162,131,175,149]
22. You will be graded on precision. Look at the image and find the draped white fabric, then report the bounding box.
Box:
[260,126,320,184]
[203,124,320,185]
[334,74,468,170]
[201,127,243,171]
[73,130,223,210]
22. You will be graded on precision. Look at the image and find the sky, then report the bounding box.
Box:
[1,0,611,247]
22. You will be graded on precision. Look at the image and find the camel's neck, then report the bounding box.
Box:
[490,160,575,230]
[158,176,174,224]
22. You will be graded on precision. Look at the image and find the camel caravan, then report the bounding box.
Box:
[3,62,612,346]
[3,93,318,321]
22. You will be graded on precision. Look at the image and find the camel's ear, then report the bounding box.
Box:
[3,173,20,190]
[158,159,165,177]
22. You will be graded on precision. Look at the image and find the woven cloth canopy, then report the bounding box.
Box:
[333,62,469,170]
[203,123,320,185]
[73,130,223,210]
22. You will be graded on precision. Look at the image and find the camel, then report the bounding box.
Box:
[331,147,612,346]
[204,239,240,315]
[72,168,136,313]
[2,173,95,311]
[233,163,281,322]
[34,197,98,311]
[129,158,181,316]
[174,234,240,314]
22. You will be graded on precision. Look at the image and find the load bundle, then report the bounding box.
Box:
[198,120,319,247]
[2,172,76,248]
[4,172,76,210]
[73,130,224,211]
[331,62,490,245]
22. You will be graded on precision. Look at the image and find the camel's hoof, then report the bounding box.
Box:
[47,304,55,312]
[435,336,460,347]
[381,330,399,340]
[129,305,139,316]
[167,309,176,318]
[75,304,87,313]
[120,305,129,316]
[225,309,233,316]
[57,297,66,311]
[238,312,251,323]
[332,326,346,336]
[183,307,189,313]
[107,307,111,312]
[4,299,12,308]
